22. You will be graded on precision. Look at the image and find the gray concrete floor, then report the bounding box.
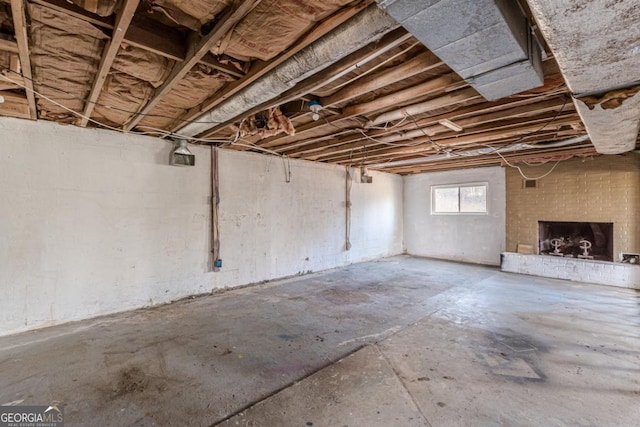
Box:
[1,256,639,426]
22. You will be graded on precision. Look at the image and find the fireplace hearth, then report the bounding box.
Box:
[538,221,613,262]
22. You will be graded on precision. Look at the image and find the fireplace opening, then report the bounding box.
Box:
[538,221,613,261]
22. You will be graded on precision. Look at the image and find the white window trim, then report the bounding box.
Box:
[431,182,488,215]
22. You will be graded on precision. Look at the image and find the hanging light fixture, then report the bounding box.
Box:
[308,100,323,121]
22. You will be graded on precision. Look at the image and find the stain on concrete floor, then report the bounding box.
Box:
[1,256,639,426]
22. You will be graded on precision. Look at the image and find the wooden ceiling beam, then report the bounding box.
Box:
[0,36,19,54]
[380,145,597,174]
[30,0,113,28]
[124,15,186,62]
[0,90,31,118]
[123,0,262,131]
[349,131,565,166]
[231,91,571,161]
[199,53,244,79]
[286,93,573,159]
[280,94,564,157]
[200,28,413,140]
[320,50,443,108]
[170,0,373,133]
[31,0,188,64]
[310,97,574,159]
[364,86,482,126]
[365,132,566,168]
[79,0,140,127]
[346,132,583,167]
[30,1,243,79]
[344,132,564,168]
[0,50,23,90]
[258,74,467,150]
[10,0,37,119]
[328,124,575,165]
[348,75,470,117]
[332,115,581,164]
[398,92,570,132]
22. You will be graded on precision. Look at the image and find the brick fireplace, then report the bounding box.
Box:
[504,155,640,289]
[506,155,640,263]
[538,221,613,261]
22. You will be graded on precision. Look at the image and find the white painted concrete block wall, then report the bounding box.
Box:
[403,167,506,265]
[0,118,403,336]
[218,150,403,286]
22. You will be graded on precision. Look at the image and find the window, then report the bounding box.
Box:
[431,183,487,214]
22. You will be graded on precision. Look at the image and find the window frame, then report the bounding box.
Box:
[430,182,488,215]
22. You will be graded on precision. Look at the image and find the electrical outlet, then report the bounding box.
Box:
[620,253,640,264]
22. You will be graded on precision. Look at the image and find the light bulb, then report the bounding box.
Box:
[0,95,4,104]
[308,100,322,121]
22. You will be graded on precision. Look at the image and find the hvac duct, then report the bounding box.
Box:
[526,0,640,154]
[170,139,195,166]
[367,135,590,169]
[178,5,399,137]
[376,0,544,101]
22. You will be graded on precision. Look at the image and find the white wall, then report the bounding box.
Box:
[0,118,403,336]
[218,150,403,285]
[403,166,505,265]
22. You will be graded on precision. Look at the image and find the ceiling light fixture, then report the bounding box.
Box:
[438,119,463,132]
[308,100,323,121]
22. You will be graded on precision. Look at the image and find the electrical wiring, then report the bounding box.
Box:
[0,72,242,145]
[0,65,216,124]
[495,149,561,180]
[1,73,296,182]
[365,114,408,130]
[507,86,567,98]
[355,128,426,147]
[220,117,248,148]
[358,145,368,168]
[1,60,574,177]
[318,111,414,146]
[404,111,447,151]
[318,111,354,131]
[134,125,231,144]
[228,140,293,182]
[523,158,558,166]
[303,92,572,169]
[323,41,421,93]
[0,71,270,146]
[0,73,139,134]
[230,141,281,156]
[480,95,571,153]
[282,155,291,183]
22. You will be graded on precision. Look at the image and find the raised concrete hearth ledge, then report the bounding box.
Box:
[501,252,640,290]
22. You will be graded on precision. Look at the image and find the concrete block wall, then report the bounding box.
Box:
[501,252,640,289]
[403,166,506,265]
[0,118,403,336]
[506,154,640,258]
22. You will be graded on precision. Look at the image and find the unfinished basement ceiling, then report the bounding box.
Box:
[0,0,637,174]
